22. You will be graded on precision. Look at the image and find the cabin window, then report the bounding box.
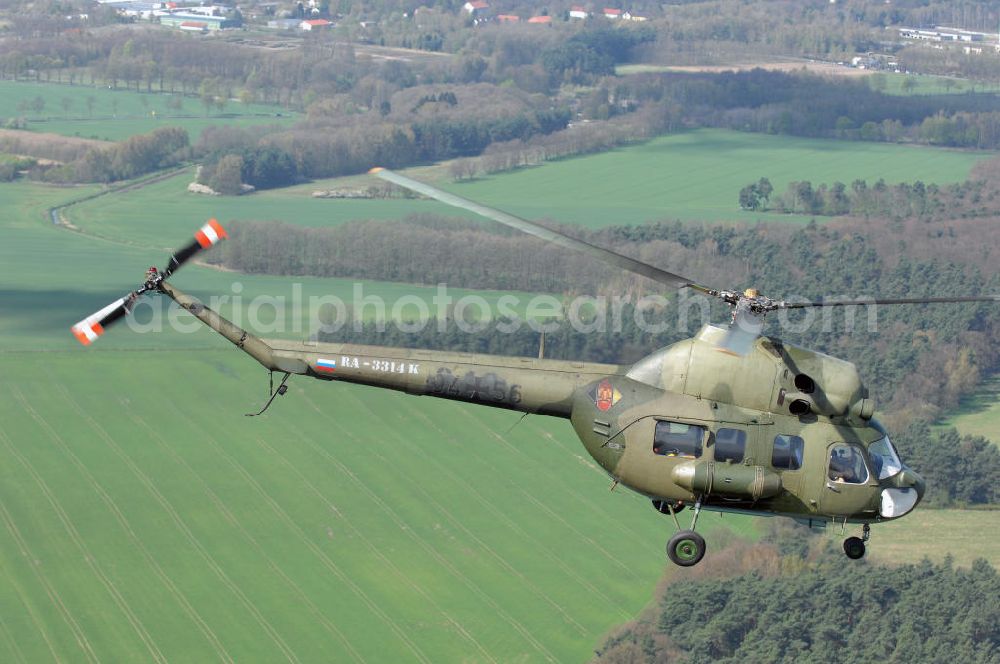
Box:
[653,421,704,458]
[772,435,804,470]
[828,444,870,484]
[868,436,902,479]
[714,428,747,463]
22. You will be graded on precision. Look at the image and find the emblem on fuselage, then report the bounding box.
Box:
[591,379,622,412]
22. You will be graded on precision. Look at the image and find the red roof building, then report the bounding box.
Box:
[527,15,552,23]
[496,14,520,22]
[603,7,622,18]
[301,18,332,30]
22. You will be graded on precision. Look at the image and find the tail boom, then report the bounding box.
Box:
[160,281,620,418]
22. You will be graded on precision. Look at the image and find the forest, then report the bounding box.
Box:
[593,528,1000,663]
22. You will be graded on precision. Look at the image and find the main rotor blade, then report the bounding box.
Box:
[163,218,227,278]
[371,168,712,292]
[71,295,134,345]
[778,295,1000,309]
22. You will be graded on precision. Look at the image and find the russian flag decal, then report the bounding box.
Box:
[315,358,337,373]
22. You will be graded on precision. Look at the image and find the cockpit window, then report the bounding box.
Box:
[714,428,746,463]
[772,435,804,470]
[828,444,870,484]
[654,421,704,458]
[868,436,902,480]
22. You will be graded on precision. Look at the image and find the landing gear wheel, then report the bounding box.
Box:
[667,530,706,567]
[843,536,866,560]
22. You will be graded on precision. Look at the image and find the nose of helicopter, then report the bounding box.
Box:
[905,467,926,500]
[879,466,925,519]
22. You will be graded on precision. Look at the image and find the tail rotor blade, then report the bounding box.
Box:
[163,218,227,277]
[70,295,133,346]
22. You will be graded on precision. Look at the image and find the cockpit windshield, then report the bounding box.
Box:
[869,435,903,480]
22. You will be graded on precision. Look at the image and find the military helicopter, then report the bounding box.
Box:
[71,170,997,567]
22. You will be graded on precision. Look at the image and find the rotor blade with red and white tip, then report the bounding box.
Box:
[371,168,715,292]
[70,295,132,346]
[163,218,227,278]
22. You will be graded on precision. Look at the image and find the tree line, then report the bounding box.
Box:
[612,68,1000,149]
[594,536,1000,663]
[10,126,189,183]
[894,421,1000,508]
[739,176,988,221]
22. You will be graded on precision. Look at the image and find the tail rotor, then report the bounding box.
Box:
[70,219,227,345]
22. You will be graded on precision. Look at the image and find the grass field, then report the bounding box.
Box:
[0,180,549,352]
[65,130,995,244]
[940,376,1000,444]
[2,350,754,662]
[874,73,1000,96]
[0,80,296,141]
[868,508,1000,568]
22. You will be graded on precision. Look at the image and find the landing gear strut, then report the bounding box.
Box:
[843,523,870,560]
[655,497,706,567]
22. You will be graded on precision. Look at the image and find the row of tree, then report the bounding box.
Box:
[739,176,988,221]
[611,68,1000,150]
[38,126,188,183]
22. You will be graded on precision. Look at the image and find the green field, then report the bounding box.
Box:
[65,130,994,243]
[65,167,460,249]
[874,73,1000,96]
[940,376,1000,444]
[0,180,549,352]
[869,508,1000,568]
[3,351,749,662]
[0,80,296,141]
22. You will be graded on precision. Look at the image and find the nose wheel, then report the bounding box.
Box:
[655,497,707,567]
[843,523,870,560]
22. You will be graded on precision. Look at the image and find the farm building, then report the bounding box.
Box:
[159,12,237,30]
[300,18,332,30]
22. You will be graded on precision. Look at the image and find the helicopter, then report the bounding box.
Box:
[71,169,998,567]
